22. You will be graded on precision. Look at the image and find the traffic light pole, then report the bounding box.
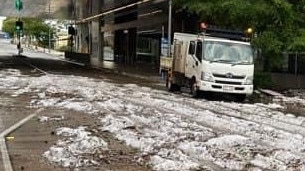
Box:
[17,25,21,55]
[48,0,51,53]
[17,20,21,56]
[15,0,23,56]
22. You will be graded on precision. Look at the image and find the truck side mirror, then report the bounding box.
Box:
[188,41,196,55]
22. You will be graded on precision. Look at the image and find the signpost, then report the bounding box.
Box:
[168,0,172,57]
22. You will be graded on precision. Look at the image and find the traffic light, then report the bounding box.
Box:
[14,0,23,11]
[68,26,76,35]
[15,21,23,32]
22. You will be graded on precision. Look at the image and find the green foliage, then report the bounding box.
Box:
[174,0,305,71]
[254,72,274,89]
[288,29,305,51]
[2,17,54,47]
[2,18,16,36]
[56,45,70,52]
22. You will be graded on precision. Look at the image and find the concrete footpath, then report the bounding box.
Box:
[23,47,165,84]
[90,57,164,83]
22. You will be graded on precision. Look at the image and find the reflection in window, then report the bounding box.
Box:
[188,41,195,54]
[204,41,253,64]
[196,41,203,61]
[103,32,114,61]
[137,37,152,54]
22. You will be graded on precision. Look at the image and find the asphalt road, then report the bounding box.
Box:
[0,40,160,171]
[2,40,305,171]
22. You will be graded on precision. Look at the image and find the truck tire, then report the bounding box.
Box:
[191,83,202,98]
[190,78,201,98]
[166,79,180,92]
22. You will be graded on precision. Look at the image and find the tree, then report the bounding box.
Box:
[2,18,16,36]
[174,0,305,71]
[2,17,54,47]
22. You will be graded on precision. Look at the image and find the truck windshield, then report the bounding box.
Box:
[203,41,253,64]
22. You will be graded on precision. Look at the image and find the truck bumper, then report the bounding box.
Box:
[198,81,253,95]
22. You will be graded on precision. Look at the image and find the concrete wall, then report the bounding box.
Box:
[271,73,305,89]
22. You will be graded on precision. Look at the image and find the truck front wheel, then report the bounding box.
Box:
[190,78,202,98]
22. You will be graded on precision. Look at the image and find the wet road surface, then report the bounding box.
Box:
[0,40,160,171]
[2,40,305,171]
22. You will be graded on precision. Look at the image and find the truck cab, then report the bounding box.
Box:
[166,29,254,101]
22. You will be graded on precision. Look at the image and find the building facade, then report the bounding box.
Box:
[74,0,199,67]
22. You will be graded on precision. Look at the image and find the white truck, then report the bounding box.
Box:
[162,31,254,101]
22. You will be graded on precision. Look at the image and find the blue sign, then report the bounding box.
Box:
[161,38,168,56]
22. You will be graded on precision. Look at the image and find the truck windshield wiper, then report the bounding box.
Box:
[210,59,234,63]
[231,61,250,66]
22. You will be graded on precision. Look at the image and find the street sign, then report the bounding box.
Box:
[15,0,23,11]
[161,38,168,56]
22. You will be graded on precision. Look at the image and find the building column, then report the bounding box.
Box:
[98,2,104,61]
[74,0,90,53]
[128,28,137,65]
[89,0,99,58]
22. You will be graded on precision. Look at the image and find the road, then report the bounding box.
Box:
[1,39,305,171]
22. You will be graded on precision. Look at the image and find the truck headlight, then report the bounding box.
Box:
[244,76,253,85]
[201,72,214,82]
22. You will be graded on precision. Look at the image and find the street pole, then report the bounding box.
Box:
[17,18,21,56]
[15,0,22,56]
[124,29,129,64]
[48,0,51,53]
[168,0,172,57]
[295,53,298,75]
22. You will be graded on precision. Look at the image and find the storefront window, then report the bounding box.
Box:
[103,32,114,61]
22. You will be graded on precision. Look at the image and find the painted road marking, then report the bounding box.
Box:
[0,108,44,171]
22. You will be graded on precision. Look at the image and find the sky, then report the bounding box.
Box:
[1,50,305,170]
[0,16,6,30]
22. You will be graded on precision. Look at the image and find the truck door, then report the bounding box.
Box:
[185,40,202,79]
[172,40,184,73]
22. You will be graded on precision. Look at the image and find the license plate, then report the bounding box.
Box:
[223,85,234,92]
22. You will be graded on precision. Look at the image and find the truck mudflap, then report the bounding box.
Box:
[190,79,202,98]
[166,68,173,88]
[166,68,180,91]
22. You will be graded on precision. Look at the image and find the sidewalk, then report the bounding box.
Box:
[24,45,64,57]
[23,47,166,84]
[90,57,164,83]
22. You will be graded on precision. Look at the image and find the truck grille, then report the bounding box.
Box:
[215,80,242,85]
[213,73,245,79]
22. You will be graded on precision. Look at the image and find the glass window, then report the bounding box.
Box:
[137,37,151,54]
[204,41,253,64]
[103,31,114,61]
[188,41,195,55]
[195,41,203,61]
